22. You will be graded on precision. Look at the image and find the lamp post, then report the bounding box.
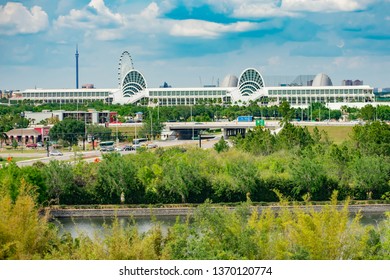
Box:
[135,121,137,140]
[20,112,25,152]
[191,106,194,140]
[150,111,153,140]
[46,138,50,157]
[319,107,321,122]
[116,115,119,146]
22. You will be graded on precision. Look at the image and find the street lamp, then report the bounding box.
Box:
[150,111,153,140]
[191,106,194,140]
[116,115,119,146]
[20,112,25,152]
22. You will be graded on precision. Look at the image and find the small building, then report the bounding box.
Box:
[5,128,44,145]
[24,110,117,125]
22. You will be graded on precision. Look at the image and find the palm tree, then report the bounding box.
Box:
[0,132,8,148]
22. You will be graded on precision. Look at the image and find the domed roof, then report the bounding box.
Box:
[221,74,238,87]
[312,73,333,86]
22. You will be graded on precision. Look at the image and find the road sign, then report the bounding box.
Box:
[256,119,265,126]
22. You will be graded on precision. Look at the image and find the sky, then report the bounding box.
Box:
[0,0,389,90]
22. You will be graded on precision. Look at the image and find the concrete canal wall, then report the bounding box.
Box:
[47,204,390,218]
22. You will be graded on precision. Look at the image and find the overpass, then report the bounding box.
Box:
[163,121,279,140]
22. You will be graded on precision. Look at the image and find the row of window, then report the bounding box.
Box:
[149,90,227,97]
[34,99,105,104]
[22,92,110,98]
[272,96,371,104]
[268,89,371,95]
[157,97,228,106]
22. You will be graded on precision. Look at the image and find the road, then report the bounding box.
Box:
[2,138,219,167]
[4,120,356,167]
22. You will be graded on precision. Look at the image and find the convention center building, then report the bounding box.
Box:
[11,52,374,108]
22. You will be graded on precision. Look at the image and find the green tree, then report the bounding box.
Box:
[43,161,74,205]
[360,104,376,121]
[95,153,143,204]
[276,123,313,150]
[350,155,390,199]
[141,110,165,139]
[87,124,112,142]
[279,100,293,123]
[0,132,7,148]
[11,139,18,149]
[233,126,276,155]
[351,121,390,156]
[49,118,86,146]
[290,154,332,200]
[213,136,230,153]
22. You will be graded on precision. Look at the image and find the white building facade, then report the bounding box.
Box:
[11,67,374,108]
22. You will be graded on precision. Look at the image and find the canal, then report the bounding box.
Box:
[53,212,388,238]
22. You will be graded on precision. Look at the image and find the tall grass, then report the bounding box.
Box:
[1,187,389,259]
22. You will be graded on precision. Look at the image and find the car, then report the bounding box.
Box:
[147,143,158,149]
[49,150,63,156]
[26,143,37,148]
[101,146,115,152]
[123,145,134,151]
[133,144,142,150]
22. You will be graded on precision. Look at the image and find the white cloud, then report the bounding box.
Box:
[282,0,374,12]
[178,0,374,19]
[53,1,262,40]
[0,2,49,35]
[332,56,365,69]
[139,2,160,19]
[55,0,123,30]
[232,1,297,18]
[170,20,260,38]
[267,56,282,66]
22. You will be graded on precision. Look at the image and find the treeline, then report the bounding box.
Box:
[2,101,390,129]
[1,121,390,260]
[1,187,390,259]
[1,121,389,206]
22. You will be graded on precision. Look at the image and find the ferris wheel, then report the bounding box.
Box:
[118,51,134,87]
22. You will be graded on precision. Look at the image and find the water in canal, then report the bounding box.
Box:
[53,212,388,239]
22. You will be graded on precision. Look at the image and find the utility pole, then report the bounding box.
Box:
[150,111,153,140]
[20,112,24,153]
[116,115,119,146]
[191,106,194,140]
[83,113,86,151]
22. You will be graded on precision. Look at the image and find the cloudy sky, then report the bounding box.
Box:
[0,0,389,90]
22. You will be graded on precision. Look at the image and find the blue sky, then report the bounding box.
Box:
[0,0,389,90]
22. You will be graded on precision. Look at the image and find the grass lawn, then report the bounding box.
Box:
[0,157,43,163]
[307,126,353,144]
[0,148,47,153]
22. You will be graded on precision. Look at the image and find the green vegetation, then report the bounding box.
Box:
[0,121,389,205]
[49,119,86,147]
[1,101,390,259]
[307,126,353,144]
[1,185,390,259]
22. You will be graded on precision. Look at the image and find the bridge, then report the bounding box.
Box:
[163,121,279,140]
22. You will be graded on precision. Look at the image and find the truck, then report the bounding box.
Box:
[237,116,253,122]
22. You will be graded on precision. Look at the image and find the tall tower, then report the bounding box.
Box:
[75,45,79,89]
